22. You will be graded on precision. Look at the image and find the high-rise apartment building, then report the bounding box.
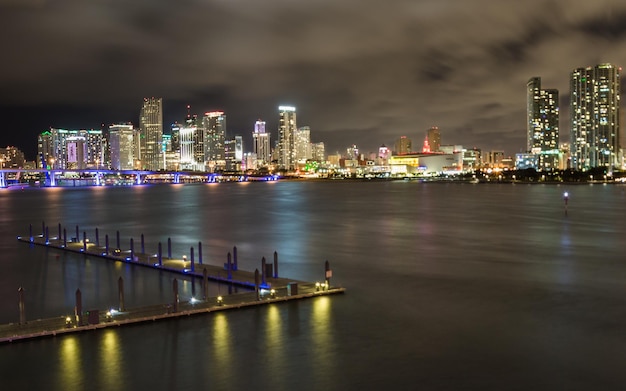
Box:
[253,120,271,167]
[527,77,559,170]
[395,136,412,155]
[570,63,621,170]
[38,128,105,169]
[203,111,226,172]
[139,97,163,170]
[278,106,297,170]
[295,126,312,162]
[427,126,441,152]
[109,124,135,170]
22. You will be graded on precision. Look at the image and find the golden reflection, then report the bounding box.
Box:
[311,297,332,355]
[59,336,83,389]
[266,305,282,358]
[211,313,233,377]
[99,330,122,389]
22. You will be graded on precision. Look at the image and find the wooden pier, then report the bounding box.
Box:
[2,224,345,343]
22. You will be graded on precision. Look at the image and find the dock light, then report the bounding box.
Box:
[106,311,112,321]
[182,255,187,262]
[270,289,276,298]
[65,316,72,326]
[564,192,569,205]
[190,297,199,304]
[325,282,329,291]
[217,296,223,306]
[315,282,321,291]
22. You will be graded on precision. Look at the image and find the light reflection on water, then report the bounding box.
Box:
[2,182,626,389]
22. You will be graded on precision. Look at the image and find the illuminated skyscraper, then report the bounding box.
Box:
[253,120,271,166]
[295,126,312,162]
[395,136,412,155]
[278,106,297,170]
[527,77,559,170]
[427,126,441,152]
[570,64,621,170]
[139,97,163,170]
[203,111,226,172]
[109,124,135,170]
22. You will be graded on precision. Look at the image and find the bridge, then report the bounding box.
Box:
[0,169,277,188]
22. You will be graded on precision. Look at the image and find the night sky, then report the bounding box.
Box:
[1,0,626,160]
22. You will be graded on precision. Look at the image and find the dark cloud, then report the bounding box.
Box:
[1,0,626,159]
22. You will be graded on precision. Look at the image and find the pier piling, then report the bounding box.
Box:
[83,231,87,252]
[63,228,67,247]
[141,234,145,254]
[167,238,172,258]
[130,238,134,261]
[45,226,49,244]
[75,225,79,242]
[158,242,162,266]
[118,276,125,312]
[255,269,260,301]
[227,252,232,280]
[261,257,267,285]
[325,260,331,286]
[233,246,238,270]
[105,234,109,254]
[58,223,61,241]
[75,288,83,326]
[29,224,32,241]
[173,279,179,313]
[95,228,99,247]
[42,221,45,236]
[274,251,278,278]
[18,287,25,325]
[116,231,120,250]
[198,242,203,264]
[190,247,195,273]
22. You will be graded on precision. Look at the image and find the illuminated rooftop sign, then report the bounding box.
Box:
[279,106,296,112]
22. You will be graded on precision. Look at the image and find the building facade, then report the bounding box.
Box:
[570,64,621,170]
[527,77,559,170]
[253,120,271,167]
[203,111,226,172]
[109,124,135,170]
[278,106,297,170]
[139,97,163,170]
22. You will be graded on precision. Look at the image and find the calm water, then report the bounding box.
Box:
[1,181,626,390]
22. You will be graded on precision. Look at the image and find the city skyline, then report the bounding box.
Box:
[1,1,626,160]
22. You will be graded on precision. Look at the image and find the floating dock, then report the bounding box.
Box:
[2,224,345,343]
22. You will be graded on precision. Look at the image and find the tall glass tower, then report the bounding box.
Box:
[278,106,297,170]
[202,111,227,172]
[139,97,163,171]
[253,120,271,166]
[527,77,559,170]
[570,64,620,170]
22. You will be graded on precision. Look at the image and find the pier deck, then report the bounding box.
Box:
[4,229,345,343]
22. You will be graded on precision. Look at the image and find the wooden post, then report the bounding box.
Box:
[42,221,45,236]
[233,246,238,270]
[75,288,83,325]
[274,251,279,278]
[18,287,25,325]
[63,228,67,247]
[75,225,79,242]
[95,228,99,247]
[255,269,260,301]
[173,279,179,312]
[116,230,120,250]
[29,224,32,241]
[105,234,109,254]
[130,238,134,261]
[261,257,267,285]
[198,242,203,264]
[58,223,61,241]
[45,226,49,243]
[141,234,145,254]
[118,276,125,311]
[227,252,232,280]
[158,242,162,266]
[167,237,172,258]
[190,247,195,273]
[83,231,87,252]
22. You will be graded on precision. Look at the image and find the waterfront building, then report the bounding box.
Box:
[178,122,196,170]
[278,106,297,170]
[203,111,227,172]
[389,152,463,176]
[427,126,441,152]
[39,128,105,170]
[295,126,312,162]
[570,63,621,170]
[225,136,243,171]
[109,124,135,170]
[139,97,163,171]
[527,77,559,170]
[311,142,325,162]
[395,136,412,155]
[253,120,271,167]
[0,146,26,169]
[462,148,482,171]
[515,153,539,170]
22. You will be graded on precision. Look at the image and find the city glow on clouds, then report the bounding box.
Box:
[0,0,626,156]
